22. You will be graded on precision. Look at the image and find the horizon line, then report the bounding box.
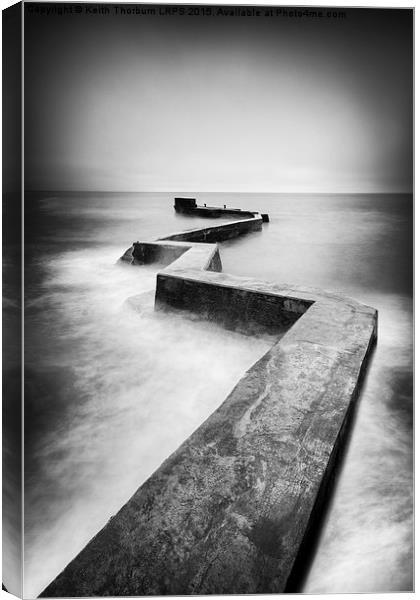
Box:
[23,189,413,195]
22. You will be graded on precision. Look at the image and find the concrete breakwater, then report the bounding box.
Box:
[41,203,377,597]
[173,196,269,222]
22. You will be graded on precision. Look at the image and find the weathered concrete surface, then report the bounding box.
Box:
[41,284,376,597]
[41,206,377,597]
[155,272,311,335]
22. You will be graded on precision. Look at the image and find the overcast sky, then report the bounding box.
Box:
[24,6,413,193]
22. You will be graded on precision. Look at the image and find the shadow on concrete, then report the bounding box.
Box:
[285,339,378,592]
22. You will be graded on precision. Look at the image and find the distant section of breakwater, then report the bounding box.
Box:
[41,200,377,597]
[173,196,270,222]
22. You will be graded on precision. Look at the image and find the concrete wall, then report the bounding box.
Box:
[173,197,258,220]
[159,215,262,243]
[42,210,378,597]
[130,242,187,266]
[120,214,261,266]
[155,273,311,335]
[41,275,377,597]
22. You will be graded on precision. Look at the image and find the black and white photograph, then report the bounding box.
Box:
[2,1,413,597]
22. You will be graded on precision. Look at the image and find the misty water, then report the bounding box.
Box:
[24,192,412,596]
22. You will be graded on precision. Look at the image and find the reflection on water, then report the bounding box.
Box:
[23,192,412,596]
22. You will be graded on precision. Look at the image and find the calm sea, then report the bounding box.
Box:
[22,192,412,596]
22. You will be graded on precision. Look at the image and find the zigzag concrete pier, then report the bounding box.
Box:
[41,201,377,597]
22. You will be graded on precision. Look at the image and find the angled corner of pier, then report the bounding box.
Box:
[41,199,377,598]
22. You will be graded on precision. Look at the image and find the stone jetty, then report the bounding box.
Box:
[41,201,377,597]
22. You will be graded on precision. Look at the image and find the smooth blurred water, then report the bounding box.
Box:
[23,192,412,596]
